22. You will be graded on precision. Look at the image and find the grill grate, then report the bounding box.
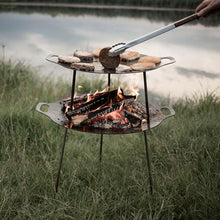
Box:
[36,52,176,194]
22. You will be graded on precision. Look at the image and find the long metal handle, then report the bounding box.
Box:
[126,24,175,49]
[109,13,198,56]
[174,13,198,27]
[132,13,198,47]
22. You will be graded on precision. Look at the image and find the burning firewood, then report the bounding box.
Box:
[71,97,135,126]
[66,88,135,119]
[120,110,142,128]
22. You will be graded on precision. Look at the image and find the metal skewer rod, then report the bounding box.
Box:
[55,69,77,192]
[143,71,153,194]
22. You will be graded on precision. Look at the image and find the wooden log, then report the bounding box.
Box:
[66,89,118,118]
[66,89,135,119]
[71,97,135,126]
[120,110,142,128]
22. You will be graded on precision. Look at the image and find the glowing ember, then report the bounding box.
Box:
[88,110,129,125]
[125,85,140,98]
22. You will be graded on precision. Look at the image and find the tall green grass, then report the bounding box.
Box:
[0,60,219,219]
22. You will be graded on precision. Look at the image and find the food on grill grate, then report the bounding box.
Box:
[99,47,120,69]
[73,50,94,61]
[58,55,80,64]
[138,56,161,64]
[70,62,95,71]
[131,62,156,71]
[120,51,140,62]
[49,49,174,74]
[92,48,102,57]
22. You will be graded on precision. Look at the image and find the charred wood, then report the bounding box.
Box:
[71,97,135,126]
[120,110,142,128]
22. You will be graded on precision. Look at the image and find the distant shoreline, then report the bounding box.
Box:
[0,2,193,12]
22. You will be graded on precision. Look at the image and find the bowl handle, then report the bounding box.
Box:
[36,102,51,118]
[160,106,175,119]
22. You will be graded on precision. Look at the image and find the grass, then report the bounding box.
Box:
[0,59,220,219]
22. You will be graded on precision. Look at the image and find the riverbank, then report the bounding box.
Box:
[0,60,219,219]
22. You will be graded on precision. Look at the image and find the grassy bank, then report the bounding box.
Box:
[0,60,219,219]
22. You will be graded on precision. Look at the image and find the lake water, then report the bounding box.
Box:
[0,7,220,101]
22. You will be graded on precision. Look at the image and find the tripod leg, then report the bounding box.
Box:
[108,73,111,91]
[55,128,68,192]
[143,71,150,130]
[56,70,76,192]
[70,69,76,111]
[144,131,153,194]
[98,73,110,162]
[143,71,153,194]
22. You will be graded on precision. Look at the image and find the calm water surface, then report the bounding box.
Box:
[0,9,220,100]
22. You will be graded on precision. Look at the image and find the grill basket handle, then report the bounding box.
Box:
[46,54,59,64]
[36,102,51,117]
[160,106,175,119]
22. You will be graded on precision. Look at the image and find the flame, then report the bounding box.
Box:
[86,94,93,102]
[65,105,70,114]
[101,88,106,93]
[85,88,107,103]
[74,92,77,99]
[117,86,124,100]
[125,85,139,99]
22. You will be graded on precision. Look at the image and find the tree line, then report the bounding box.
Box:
[4,0,202,9]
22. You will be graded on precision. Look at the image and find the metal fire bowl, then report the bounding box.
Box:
[36,99,175,134]
[46,54,175,74]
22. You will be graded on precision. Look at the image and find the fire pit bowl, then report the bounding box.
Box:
[36,98,175,134]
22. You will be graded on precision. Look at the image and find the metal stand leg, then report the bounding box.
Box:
[56,128,68,193]
[99,73,111,162]
[144,131,153,194]
[143,71,150,130]
[143,71,153,194]
[55,70,76,192]
[70,70,77,111]
[107,73,111,92]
